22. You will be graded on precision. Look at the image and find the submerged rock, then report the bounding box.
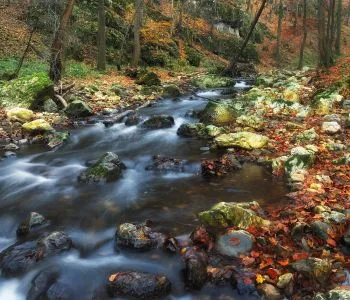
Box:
[183,247,208,290]
[215,132,269,150]
[7,107,34,123]
[216,229,253,257]
[0,232,72,277]
[145,155,185,172]
[125,113,141,126]
[107,271,171,298]
[22,119,54,134]
[17,212,47,237]
[115,223,165,250]
[78,152,126,184]
[142,115,175,129]
[27,268,60,300]
[199,201,269,229]
[65,100,93,118]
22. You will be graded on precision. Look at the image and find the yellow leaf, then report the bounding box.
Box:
[256,273,265,284]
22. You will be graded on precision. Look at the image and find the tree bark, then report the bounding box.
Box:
[132,0,143,67]
[49,0,75,83]
[298,0,307,69]
[97,0,106,71]
[335,0,342,55]
[228,0,268,72]
[276,0,284,67]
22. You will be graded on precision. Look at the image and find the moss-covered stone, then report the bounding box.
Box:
[22,119,53,134]
[162,85,181,98]
[177,123,206,137]
[200,102,237,125]
[291,258,331,283]
[292,128,318,143]
[192,75,235,89]
[0,72,53,109]
[236,115,264,130]
[199,201,269,229]
[333,154,350,165]
[284,146,316,175]
[142,115,175,129]
[215,132,269,150]
[136,71,161,86]
[45,131,70,150]
[205,125,226,137]
[65,100,93,118]
[282,88,299,103]
[7,108,34,123]
[78,152,126,183]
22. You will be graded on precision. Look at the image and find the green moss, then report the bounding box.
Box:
[0,72,53,109]
[136,71,161,86]
[185,47,202,67]
[22,119,53,134]
[192,75,235,89]
[200,102,237,125]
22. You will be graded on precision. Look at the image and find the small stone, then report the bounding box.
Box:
[321,211,346,223]
[142,115,175,129]
[3,143,19,151]
[291,258,331,283]
[257,283,282,300]
[17,212,47,237]
[18,139,28,145]
[3,151,16,158]
[342,99,350,109]
[277,273,293,289]
[322,122,341,134]
[324,114,341,123]
[43,99,58,113]
[314,205,331,214]
[327,287,350,299]
[310,221,331,240]
[216,229,253,258]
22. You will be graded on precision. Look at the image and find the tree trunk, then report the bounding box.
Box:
[298,0,307,69]
[228,0,268,72]
[49,0,75,83]
[335,0,342,55]
[318,0,329,67]
[132,0,143,67]
[97,0,106,71]
[276,0,283,67]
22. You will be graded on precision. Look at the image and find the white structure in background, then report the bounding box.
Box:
[215,22,240,37]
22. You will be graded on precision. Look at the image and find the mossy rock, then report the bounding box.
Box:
[65,100,93,118]
[7,107,35,123]
[333,154,350,165]
[205,125,226,137]
[199,201,269,229]
[192,75,235,89]
[185,47,201,67]
[136,71,161,86]
[78,152,126,184]
[142,115,175,129]
[236,115,264,130]
[215,132,269,150]
[177,123,206,138]
[284,147,316,175]
[292,128,318,143]
[22,119,54,134]
[45,131,70,150]
[162,85,181,98]
[0,72,53,109]
[200,102,237,125]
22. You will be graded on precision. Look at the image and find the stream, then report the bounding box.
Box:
[0,83,287,299]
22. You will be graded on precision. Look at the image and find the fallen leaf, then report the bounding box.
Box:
[229,237,241,246]
[327,238,337,247]
[256,273,265,284]
[277,258,290,267]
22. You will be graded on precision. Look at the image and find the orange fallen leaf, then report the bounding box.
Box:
[292,252,309,261]
[229,237,241,246]
[327,238,337,247]
[266,268,279,280]
[109,274,118,282]
[277,258,290,267]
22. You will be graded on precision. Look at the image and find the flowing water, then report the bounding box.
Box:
[0,83,287,299]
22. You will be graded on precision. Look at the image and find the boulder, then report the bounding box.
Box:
[177,123,206,138]
[162,85,181,98]
[27,268,60,300]
[215,132,269,150]
[78,152,126,184]
[16,212,47,237]
[192,75,235,89]
[43,99,59,113]
[236,115,264,130]
[257,283,282,300]
[7,107,34,123]
[216,229,253,257]
[183,247,208,290]
[115,223,165,250]
[291,258,331,283]
[0,232,72,277]
[199,201,269,229]
[46,131,70,150]
[142,115,175,129]
[322,122,341,134]
[200,102,236,125]
[136,71,161,86]
[65,100,93,118]
[107,272,171,298]
[0,72,53,109]
[145,155,185,172]
[205,125,226,137]
[22,119,54,134]
[284,146,316,175]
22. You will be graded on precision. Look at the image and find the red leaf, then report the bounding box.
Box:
[266,268,279,280]
[277,259,290,267]
[327,238,337,247]
[229,237,241,246]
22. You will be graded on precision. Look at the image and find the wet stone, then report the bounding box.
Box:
[17,212,47,237]
[257,283,282,300]
[183,247,208,290]
[145,155,185,172]
[125,113,141,126]
[107,271,171,298]
[142,115,175,129]
[216,229,253,258]
[310,221,331,241]
[27,268,60,300]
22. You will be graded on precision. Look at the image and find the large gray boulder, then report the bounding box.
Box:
[65,100,93,118]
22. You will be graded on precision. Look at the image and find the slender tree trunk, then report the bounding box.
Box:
[293,0,299,34]
[298,0,307,69]
[276,0,283,67]
[132,0,143,67]
[176,0,184,33]
[318,0,328,66]
[228,0,268,71]
[335,0,342,55]
[49,0,75,83]
[97,0,106,71]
